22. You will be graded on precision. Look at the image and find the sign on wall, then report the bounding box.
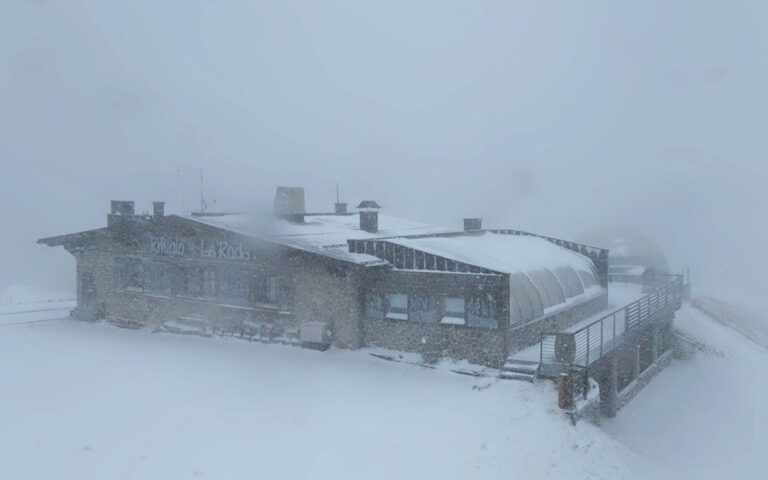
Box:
[150,236,186,256]
[200,239,251,261]
[147,235,251,261]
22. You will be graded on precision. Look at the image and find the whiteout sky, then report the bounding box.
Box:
[1,1,767,317]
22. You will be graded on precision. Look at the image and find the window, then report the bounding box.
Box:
[119,258,143,292]
[185,266,216,298]
[441,297,465,325]
[217,269,251,307]
[410,293,438,323]
[278,278,295,314]
[386,293,408,320]
[364,293,383,318]
[467,294,498,328]
[266,277,279,304]
[144,262,171,297]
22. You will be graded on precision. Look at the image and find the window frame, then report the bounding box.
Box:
[440,296,466,325]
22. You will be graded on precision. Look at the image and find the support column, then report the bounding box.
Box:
[633,345,641,379]
[601,356,619,418]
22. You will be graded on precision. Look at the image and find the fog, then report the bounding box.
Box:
[2,0,767,317]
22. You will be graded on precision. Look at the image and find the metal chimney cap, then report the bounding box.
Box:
[356,200,382,209]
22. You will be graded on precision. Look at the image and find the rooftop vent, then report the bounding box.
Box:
[335,202,348,215]
[274,187,306,223]
[356,200,381,233]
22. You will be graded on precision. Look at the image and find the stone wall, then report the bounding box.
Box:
[362,318,507,367]
[74,249,287,330]
[293,269,363,349]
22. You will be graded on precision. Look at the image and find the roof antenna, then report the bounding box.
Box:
[334,183,347,215]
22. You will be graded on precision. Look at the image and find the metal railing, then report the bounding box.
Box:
[539,275,683,375]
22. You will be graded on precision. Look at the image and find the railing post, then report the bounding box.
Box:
[586,328,590,367]
[540,335,543,365]
[600,319,604,357]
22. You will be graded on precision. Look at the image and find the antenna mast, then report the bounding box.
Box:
[200,168,205,213]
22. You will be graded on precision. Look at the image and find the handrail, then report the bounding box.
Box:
[539,275,683,370]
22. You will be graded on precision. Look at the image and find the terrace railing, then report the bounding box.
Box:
[539,275,683,377]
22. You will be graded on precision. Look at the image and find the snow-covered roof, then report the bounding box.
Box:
[389,233,593,275]
[186,213,454,266]
[389,233,602,324]
[608,264,649,276]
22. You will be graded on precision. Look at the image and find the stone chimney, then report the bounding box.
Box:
[356,200,381,233]
[463,218,482,232]
[153,201,165,219]
[110,200,135,216]
[108,200,136,228]
[274,187,306,223]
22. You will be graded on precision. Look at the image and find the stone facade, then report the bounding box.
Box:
[362,316,506,367]
[294,268,363,349]
[43,210,610,369]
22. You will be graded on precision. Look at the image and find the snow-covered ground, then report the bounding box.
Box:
[2,286,766,479]
[604,303,768,479]
[0,289,657,480]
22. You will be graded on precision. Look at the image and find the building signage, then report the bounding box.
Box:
[148,235,251,261]
[149,236,185,256]
[200,239,251,261]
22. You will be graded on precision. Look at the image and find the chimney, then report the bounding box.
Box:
[110,200,135,216]
[356,200,381,233]
[274,187,306,223]
[463,218,482,232]
[335,202,348,215]
[153,201,165,219]
[108,200,135,228]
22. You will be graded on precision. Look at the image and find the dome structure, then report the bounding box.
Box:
[576,226,670,273]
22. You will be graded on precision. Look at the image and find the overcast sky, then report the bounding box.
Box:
[2,1,767,315]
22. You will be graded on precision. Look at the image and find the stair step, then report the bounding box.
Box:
[499,372,536,383]
[502,363,539,375]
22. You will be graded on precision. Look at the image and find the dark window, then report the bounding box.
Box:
[441,297,465,325]
[119,258,144,292]
[144,262,171,297]
[385,293,408,320]
[410,293,438,323]
[266,276,279,304]
[218,269,251,307]
[467,294,498,328]
[184,266,216,298]
[364,293,383,318]
[278,277,295,314]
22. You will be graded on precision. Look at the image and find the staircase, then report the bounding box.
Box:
[500,359,540,383]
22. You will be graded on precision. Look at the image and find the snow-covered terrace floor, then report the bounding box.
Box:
[509,283,646,363]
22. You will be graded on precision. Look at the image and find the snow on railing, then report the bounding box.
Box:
[539,275,684,374]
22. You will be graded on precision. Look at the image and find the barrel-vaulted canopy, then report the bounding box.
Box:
[389,233,601,326]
